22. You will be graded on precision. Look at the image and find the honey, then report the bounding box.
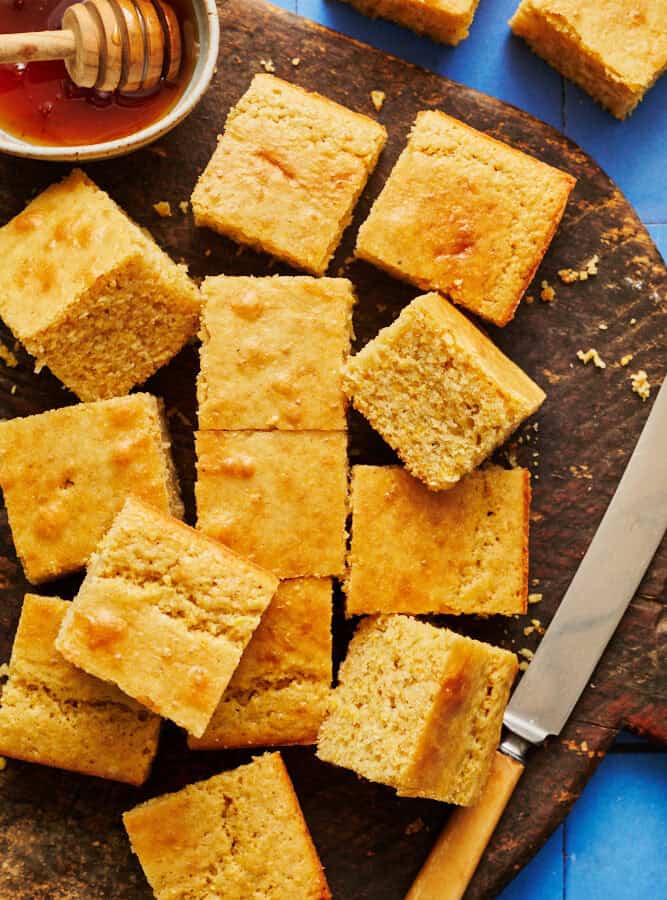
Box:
[0,0,194,146]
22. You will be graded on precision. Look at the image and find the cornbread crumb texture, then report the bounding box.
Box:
[346,465,530,616]
[0,170,200,401]
[0,595,160,785]
[196,430,348,578]
[317,616,518,806]
[344,0,480,45]
[124,753,331,900]
[190,578,332,750]
[343,293,545,490]
[355,111,575,326]
[55,498,278,738]
[0,394,182,584]
[191,74,387,276]
[198,275,355,430]
[630,369,651,400]
[510,0,667,119]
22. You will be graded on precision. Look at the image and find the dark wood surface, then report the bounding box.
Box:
[0,1,665,897]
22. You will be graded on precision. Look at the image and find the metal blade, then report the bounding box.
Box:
[504,375,667,745]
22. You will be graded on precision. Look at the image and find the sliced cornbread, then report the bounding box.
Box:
[0,394,182,584]
[0,170,200,400]
[196,431,348,578]
[191,74,387,275]
[317,615,518,805]
[343,0,481,45]
[0,595,160,785]
[355,111,575,325]
[346,465,530,616]
[190,578,333,749]
[56,498,278,738]
[510,0,667,119]
[198,275,355,430]
[123,753,331,899]
[343,293,545,491]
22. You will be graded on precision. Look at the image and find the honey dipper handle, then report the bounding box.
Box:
[0,30,76,65]
[405,752,525,900]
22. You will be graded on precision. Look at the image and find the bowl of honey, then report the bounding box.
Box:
[0,0,219,160]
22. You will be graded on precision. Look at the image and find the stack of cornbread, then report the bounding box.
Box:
[0,70,577,899]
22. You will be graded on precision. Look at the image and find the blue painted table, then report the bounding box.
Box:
[266,0,667,895]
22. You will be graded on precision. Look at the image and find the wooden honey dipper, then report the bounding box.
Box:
[0,0,182,92]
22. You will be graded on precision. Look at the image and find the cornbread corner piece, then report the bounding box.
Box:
[0,595,160,785]
[198,275,355,430]
[191,74,387,276]
[196,431,348,578]
[123,753,331,900]
[343,0,480,45]
[317,616,518,805]
[0,169,200,401]
[356,110,575,326]
[190,578,333,750]
[0,394,183,584]
[346,465,530,616]
[343,293,545,491]
[510,0,667,120]
[55,498,278,738]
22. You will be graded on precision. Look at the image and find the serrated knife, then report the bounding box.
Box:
[406,373,667,900]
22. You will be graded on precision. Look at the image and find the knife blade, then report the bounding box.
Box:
[504,372,667,750]
[406,374,667,900]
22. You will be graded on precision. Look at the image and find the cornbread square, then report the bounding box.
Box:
[317,616,518,805]
[343,0,480,45]
[346,465,530,616]
[198,275,355,430]
[0,170,200,401]
[356,111,575,325]
[0,394,182,584]
[0,595,160,785]
[511,0,667,119]
[343,293,545,490]
[124,753,330,899]
[191,74,387,275]
[55,498,278,738]
[196,431,348,578]
[190,578,333,749]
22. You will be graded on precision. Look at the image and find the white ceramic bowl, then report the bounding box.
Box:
[0,0,220,162]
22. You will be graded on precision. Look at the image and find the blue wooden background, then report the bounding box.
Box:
[268,0,667,895]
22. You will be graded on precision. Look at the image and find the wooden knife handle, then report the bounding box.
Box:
[405,752,525,900]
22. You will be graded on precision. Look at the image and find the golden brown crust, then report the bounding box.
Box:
[0,594,161,785]
[189,577,333,750]
[0,394,183,584]
[198,275,355,430]
[355,111,575,325]
[0,170,200,400]
[342,0,480,46]
[55,497,278,737]
[123,753,331,899]
[195,430,349,578]
[346,465,531,616]
[191,74,387,275]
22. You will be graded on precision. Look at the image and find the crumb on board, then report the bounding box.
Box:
[630,370,651,401]
[540,280,555,302]
[523,625,535,636]
[404,818,425,836]
[0,341,18,368]
[179,200,189,215]
[10,384,16,395]
[519,648,535,661]
[557,255,599,284]
[577,348,606,369]
[569,464,593,480]
[204,248,212,257]
[153,201,172,218]
[598,322,608,330]
[259,58,276,73]
[528,592,543,605]
[620,353,634,367]
[518,661,530,671]
[630,317,637,325]
[291,57,301,67]
[370,90,386,112]
[525,294,535,304]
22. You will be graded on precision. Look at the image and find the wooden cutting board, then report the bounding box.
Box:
[0,1,664,897]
